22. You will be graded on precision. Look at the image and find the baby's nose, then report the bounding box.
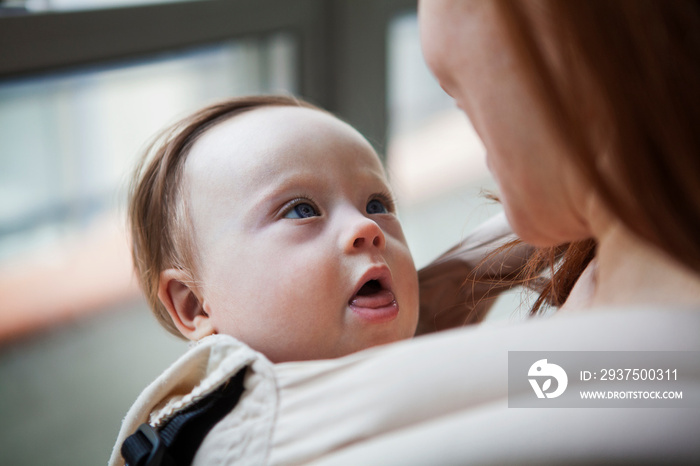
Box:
[345,216,386,253]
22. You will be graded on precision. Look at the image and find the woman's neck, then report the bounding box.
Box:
[593,221,700,308]
[562,212,700,312]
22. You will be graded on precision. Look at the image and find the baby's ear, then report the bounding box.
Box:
[158,269,214,341]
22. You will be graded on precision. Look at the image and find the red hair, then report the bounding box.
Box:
[494,1,700,310]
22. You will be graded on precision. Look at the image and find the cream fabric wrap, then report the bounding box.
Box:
[111,309,700,465]
[110,214,700,464]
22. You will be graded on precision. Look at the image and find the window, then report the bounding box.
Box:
[0,34,296,259]
[386,12,499,267]
[386,12,524,321]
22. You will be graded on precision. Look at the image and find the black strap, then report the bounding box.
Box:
[122,367,247,466]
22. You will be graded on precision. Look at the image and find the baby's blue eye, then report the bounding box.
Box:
[366,199,388,214]
[285,202,319,219]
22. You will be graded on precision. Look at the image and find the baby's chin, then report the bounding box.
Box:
[340,329,416,358]
[272,335,413,363]
[255,313,418,363]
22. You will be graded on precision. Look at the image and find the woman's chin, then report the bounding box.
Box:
[504,208,576,247]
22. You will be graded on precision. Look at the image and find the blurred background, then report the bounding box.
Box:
[0,1,524,464]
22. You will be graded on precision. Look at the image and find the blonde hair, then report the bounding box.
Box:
[128,95,319,337]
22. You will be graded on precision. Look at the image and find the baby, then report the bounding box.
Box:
[114,95,525,466]
[129,95,420,363]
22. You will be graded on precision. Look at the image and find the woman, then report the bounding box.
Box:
[292,1,698,462]
[419,0,700,315]
[113,1,700,464]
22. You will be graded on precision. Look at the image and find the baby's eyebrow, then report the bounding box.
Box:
[251,167,391,207]
[247,173,321,214]
[257,173,320,197]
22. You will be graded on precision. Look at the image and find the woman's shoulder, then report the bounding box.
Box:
[540,304,700,350]
[413,303,700,355]
[270,307,700,465]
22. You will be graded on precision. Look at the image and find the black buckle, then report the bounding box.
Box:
[123,423,166,466]
[137,423,166,466]
[121,368,247,466]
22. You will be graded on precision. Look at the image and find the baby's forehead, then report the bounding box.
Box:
[180,104,388,237]
[184,105,382,182]
[199,105,352,147]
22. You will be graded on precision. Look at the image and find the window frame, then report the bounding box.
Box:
[0,0,416,149]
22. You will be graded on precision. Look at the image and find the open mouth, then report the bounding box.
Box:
[356,279,382,296]
[349,273,398,322]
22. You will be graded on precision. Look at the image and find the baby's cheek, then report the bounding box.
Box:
[393,242,418,283]
[395,251,420,329]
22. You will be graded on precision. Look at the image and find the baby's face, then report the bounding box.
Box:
[184,106,418,362]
